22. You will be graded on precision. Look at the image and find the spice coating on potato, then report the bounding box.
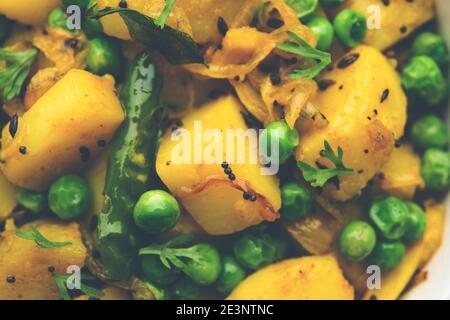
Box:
[0,69,125,191]
[156,95,281,235]
[227,254,354,300]
[296,45,407,201]
[0,0,61,25]
[0,221,87,300]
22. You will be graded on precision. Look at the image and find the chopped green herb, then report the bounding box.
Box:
[0,48,38,101]
[155,0,176,28]
[285,0,318,20]
[51,273,104,300]
[16,224,72,248]
[297,140,353,188]
[277,31,331,80]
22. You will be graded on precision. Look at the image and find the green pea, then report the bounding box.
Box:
[214,255,246,295]
[281,182,312,220]
[411,115,449,150]
[48,8,70,31]
[333,8,367,47]
[307,18,334,51]
[412,32,449,66]
[0,15,11,41]
[370,241,405,271]
[181,243,222,286]
[172,276,202,300]
[48,175,91,220]
[403,202,427,244]
[369,197,409,240]
[421,148,450,191]
[233,231,287,270]
[141,255,180,286]
[260,121,299,165]
[320,0,347,6]
[17,188,46,214]
[133,190,181,235]
[339,221,377,262]
[285,0,318,21]
[401,56,448,106]
[86,37,124,80]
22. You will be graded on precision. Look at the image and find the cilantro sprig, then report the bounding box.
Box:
[52,273,104,300]
[277,31,331,80]
[16,224,73,248]
[298,140,353,188]
[0,48,38,101]
[155,0,176,28]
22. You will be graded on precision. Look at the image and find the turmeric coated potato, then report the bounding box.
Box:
[0,172,17,220]
[0,220,87,300]
[156,95,281,235]
[0,69,125,191]
[0,0,61,25]
[330,0,435,50]
[296,45,407,201]
[227,254,354,300]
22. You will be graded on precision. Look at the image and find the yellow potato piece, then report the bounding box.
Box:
[296,45,407,201]
[0,172,17,220]
[156,95,281,235]
[331,0,435,50]
[0,0,60,25]
[227,254,354,300]
[362,240,424,300]
[0,69,125,191]
[375,144,424,200]
[0,221,87,300]
[420,200,445,268]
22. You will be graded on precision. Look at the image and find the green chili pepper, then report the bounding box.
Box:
[97,51,164,280]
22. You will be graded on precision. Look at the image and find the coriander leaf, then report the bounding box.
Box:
[155,0,176,28]
[277,31,331,80]
[91,7,203,65]
[297,140,353,188]
[16,224,72,248]
[51,273,104,300]
[285,0,318,19]
[0,48,38,101]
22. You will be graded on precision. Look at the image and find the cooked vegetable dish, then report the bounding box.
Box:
[0,0,448,300]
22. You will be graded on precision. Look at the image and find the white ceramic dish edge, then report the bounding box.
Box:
[403,0,450,300]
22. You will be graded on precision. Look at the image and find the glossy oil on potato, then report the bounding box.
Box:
[296,45,407,201]
[156,95,281,235]
[0,69,125,191]
[0,0,61,25]
[227,254,354,300]
[0,221,87,300]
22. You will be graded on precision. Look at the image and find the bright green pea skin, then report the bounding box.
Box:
[0,15,11,41]
[320,0,346,7]
[48,8,70,31]
[369,197,410,240]
[261,121,299,165]
[403,202,427,244]
[307,18,334,51]
[339,221,377,262]
[48,175,91,220]
[141,255,180,286]
[172,276,202,300]
[412,32,449,66]
[133,190,181,235]
[183,243,222,286]
[17,188,46,214]
[370,241,405,271]
[214,255,246,295]
[411,115,449,150]
[86,37,125,80]
[333,8,367,48]
[401,56,448,106]
[233,231,287,270]
[281,182,312,220]
[421,148,450,191]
